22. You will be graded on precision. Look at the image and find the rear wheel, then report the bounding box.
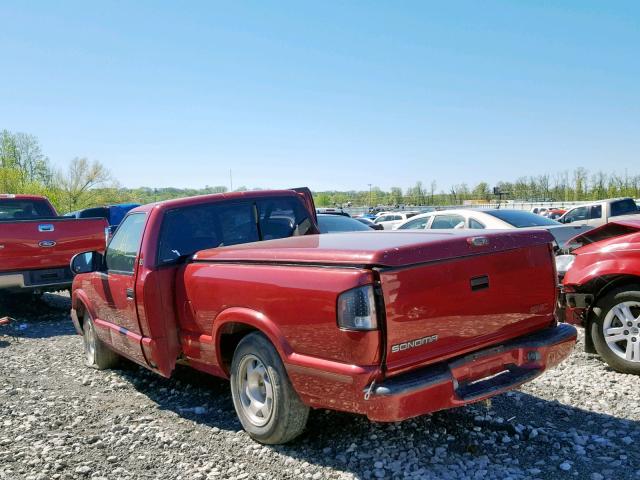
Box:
[230,332,309,444]
[591,286,640,374]
[83,314,119,369]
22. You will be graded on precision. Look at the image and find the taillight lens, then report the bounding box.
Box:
[337,285,378,331]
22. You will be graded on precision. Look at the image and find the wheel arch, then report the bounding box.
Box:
[71,289,97,333]
[212,307,293,376]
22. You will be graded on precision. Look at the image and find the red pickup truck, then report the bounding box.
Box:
[0,194,107,294]
[557,220,640,374]
[70,189,576,444]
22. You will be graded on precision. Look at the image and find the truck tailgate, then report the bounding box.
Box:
[380,233,557,376]
[0,218,108,272]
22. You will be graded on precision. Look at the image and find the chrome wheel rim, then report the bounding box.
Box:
[603,301,640,362]
[237,354,274,426]
[84,319,96,364]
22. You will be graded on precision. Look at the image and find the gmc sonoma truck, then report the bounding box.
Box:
[70,189,577,444]
[0,194,107,294]
[556,220,640,374]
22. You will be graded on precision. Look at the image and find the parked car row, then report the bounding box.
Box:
[529,197,640,227]
[391,208,591,250]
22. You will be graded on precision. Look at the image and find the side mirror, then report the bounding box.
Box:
[70,251,103,275]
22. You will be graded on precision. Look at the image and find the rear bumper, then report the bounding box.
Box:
[365,323,577,422]
[0,267,73,292]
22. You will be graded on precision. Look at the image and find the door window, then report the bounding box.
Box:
[105,213,147,274]
[564,207,588,223]
[397,216,430,230]
[590,205,602,219]
[469,218,486,229]
[430,214,465,229]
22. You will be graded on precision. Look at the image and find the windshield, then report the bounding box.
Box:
[317,215,371,233]
[0,199,56,221]
[485,210,561,228]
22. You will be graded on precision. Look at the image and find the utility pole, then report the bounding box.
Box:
[368,184,372,209]
[230,169,233,192]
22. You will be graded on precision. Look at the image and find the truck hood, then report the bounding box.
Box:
[193,230,554,268]
[568,220,640,254]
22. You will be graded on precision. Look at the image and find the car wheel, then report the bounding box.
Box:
[230,332,309,444]
[83,313,119,370]
[591,286,640,374]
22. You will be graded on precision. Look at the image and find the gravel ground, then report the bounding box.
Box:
[1,293,639,480]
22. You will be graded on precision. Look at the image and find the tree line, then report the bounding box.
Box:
[1,129,639,212]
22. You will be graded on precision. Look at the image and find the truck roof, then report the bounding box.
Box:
[194,229,554,267]
[131,189,302,214]
[0,194,48,201]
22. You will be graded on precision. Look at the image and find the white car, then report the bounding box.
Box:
[373,211,419,230]
[530,207,550,216]
[394,209,592,248]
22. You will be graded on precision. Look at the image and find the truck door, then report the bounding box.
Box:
[90,213,148,366]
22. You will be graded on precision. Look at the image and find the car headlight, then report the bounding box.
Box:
[555,254,576,275]
[337,285,378,331]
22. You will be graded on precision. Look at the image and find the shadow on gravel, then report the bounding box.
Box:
[0,293,74,339]
[117,363,243,433]
[109,357,640,478]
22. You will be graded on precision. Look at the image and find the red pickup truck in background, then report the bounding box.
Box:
[557,220,640,374]
[70,188,576,444]
[0,194,107,295]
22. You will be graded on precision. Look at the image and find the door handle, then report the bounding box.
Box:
[470,275,489,291]
[126,288,134,299]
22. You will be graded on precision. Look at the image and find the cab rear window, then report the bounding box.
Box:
[0,199,56,220]
[157,196,314,265]
[611,199,638,217]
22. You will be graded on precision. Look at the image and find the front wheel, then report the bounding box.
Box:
[230,332,309,444]
[83,314,119,370]
[591,286,640,374]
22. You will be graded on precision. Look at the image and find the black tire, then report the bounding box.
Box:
[82,313,119,370]
[591,285,640,375]
[230,332,309,444]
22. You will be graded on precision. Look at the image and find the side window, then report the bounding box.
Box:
[158,202,258,265]
[256,197,312,240]
[393,215,402,221]
[469,218,485,229]
[398,217,429,230]
[565,207,588,222]
[374,215,389,223]
[105,213,147,274]
[590,205,602,219]
[430,214,465,229]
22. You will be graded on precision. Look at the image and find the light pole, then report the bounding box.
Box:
[368,184,372,210]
